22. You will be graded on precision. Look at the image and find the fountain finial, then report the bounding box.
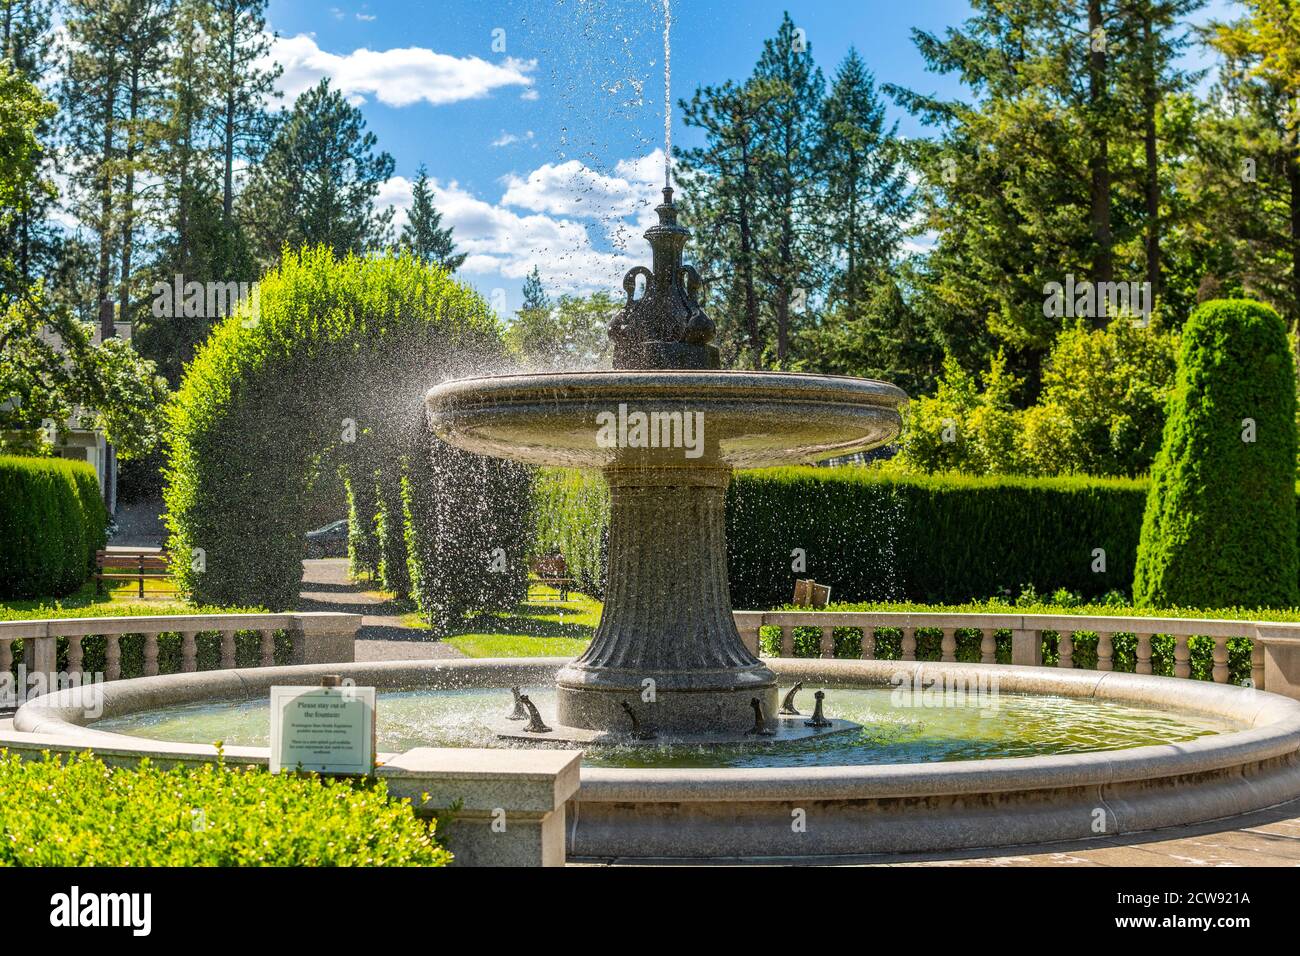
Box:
[609,187,719,370]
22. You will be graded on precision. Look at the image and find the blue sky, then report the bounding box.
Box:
[261,0,1236,313]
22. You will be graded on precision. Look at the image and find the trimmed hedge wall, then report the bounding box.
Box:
[534,467,1151,607]
[0,455,108,599]
[727,468,1148,607]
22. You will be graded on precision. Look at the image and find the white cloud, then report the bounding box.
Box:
[500,149,665,220]
[269,33,536,107]
[376,151,668,296]
[491,130,535,148]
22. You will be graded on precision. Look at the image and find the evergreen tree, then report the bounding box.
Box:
[750,12,826,367]
[520,265,549,311]
[677,78,776,367]
[817,47,912,316]
[399,165,466,272]
[241,78,395,267]
[0,0,58,297]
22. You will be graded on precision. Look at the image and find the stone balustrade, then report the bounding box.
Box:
[732,610,1300,699]
[0,612,360,694]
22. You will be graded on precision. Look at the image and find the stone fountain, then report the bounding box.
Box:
[426,187,906,742]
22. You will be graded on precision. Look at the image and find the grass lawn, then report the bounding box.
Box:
[399,584,600,658]
[0,581,261,621]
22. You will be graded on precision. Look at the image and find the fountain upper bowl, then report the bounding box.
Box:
[425,369,907,470]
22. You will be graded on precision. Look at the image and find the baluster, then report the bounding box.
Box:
[979,629,995,664]
[1097,632,1114,672]
[859,627,875,661]
[818,626,835,660]
[1251,639,1265,690]
[1058,632,1073,670]
[779,627,794,658]
[1173,633,1191,679]
[940,627,957,662]
[260,629,276,668]
[1135,633,1152,675]
[181,631,198,672]
[143,634,159,676]
[0,638,12,677]
[66,635,83,677]
[220,630,237,668]
[901,627,917,662]
[105,635,121,681]
[1212,637,1230,684]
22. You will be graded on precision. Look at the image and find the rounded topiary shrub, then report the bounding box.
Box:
[1133,299,1298,609]
[0,455,107,598]
[165,246,529,609]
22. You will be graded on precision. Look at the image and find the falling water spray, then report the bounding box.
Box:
[663,0,671,187]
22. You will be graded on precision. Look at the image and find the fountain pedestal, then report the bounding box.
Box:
[555,463,778,735]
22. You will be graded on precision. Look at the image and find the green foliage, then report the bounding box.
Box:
[241,78,395,269]
[345,472,380,579]
[1135,299,1299,608]
[896,321,1178,478]
[531,468,610,599]
[0,455,107,599]
[505,291,615,371]
[401,431,533,632]
[375,467,411,600]
[0,291,171,459]
[164,246,519,609]
[0,750,449,866]
[533,465,1147,607]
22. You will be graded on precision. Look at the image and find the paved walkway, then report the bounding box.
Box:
[298,558,464,660]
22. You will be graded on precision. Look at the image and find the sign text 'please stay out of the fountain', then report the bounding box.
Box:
[270,684,376,775]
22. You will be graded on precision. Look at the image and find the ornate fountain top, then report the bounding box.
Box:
[608,187,720,370]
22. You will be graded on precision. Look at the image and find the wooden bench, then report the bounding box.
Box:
[529,553,575,602]
[94,549,175,599]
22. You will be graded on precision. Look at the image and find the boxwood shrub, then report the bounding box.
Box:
[0,750,450,866]
[0,455,107,599]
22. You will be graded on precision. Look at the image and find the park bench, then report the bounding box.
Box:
[529,552,575,602]
[93,549,175,599]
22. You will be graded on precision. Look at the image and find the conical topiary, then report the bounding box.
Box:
[1134,299,1298,609]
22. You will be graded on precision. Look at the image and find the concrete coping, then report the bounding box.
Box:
[7,656,1300,809]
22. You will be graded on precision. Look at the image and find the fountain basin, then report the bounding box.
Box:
[14,657,1300,860]
[426,369,906,470]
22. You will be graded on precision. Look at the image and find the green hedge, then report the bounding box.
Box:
[0,750,448,866]
[728,468,1148,607]
[164,247,526,610]
[534,467,1148,607]
[0,455,107,599]
[1135,300,1299,609]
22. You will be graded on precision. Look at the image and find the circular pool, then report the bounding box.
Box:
[13,656,1300,860]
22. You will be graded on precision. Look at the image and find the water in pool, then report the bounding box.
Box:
[92,685,1240,769]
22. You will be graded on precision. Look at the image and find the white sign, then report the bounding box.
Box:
[270,685,376,775]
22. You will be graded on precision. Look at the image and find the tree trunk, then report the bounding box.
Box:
[1088,0,1113,326]
[1288,132,1300,329]
[1142,13,1161,300]
[118,65,142,327]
